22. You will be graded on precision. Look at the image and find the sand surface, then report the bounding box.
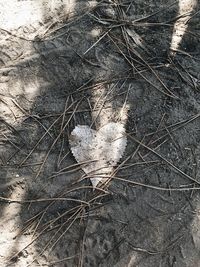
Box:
[0,0,200,266]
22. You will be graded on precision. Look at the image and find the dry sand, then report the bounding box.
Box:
[0,0,200,266]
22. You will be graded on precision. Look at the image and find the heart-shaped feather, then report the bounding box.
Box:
[69,122,127,188]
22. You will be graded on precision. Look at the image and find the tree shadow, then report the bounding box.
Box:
[0,0,200,266]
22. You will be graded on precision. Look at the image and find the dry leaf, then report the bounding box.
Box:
[69,122,127,188]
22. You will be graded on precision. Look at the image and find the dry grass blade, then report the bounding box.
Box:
[9,205,82,263]
[50,208,82,252]
[90,82,118,127]
[35,99,82,179]
[0,196,90,205]
[132,1,178,23]
[127,134,200,185]
[19,114,62,167]
[19,99,78,167]
[84,29,111,55]
[146,113,200,137]
[113,0,178,100]
[19,185,108,241]
[11,99,53,137]
[24,207,83,267]
[40,0,105,39]
[1,132,23,152]
[108,33,177,98]
[119,160,160,171]
[48,160,98,179]
[147,113,166,146]
[83,174,200,192]
[148,112,200,148]
[127,234,183,255]
[48,255,78,266]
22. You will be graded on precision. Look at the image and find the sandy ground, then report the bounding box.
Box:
[0,0,200,266]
